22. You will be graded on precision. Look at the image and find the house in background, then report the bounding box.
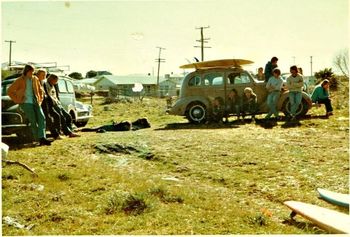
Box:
[93,74,162,96]
[159,73,183,97]
[77,73,184,97]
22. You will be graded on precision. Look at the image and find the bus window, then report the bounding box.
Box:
[188,75,201,86]
[233,72,251,84]
[203,73,223,86]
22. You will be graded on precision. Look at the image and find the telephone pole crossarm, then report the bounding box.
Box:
[194,26,210,61]
[5,40,16,66]
[155,47,166,92]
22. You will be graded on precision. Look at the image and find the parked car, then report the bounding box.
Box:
[168,64,312,123]
[1,76,93,140]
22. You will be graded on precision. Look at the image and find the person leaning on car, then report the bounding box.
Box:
[7,64,52,145]
[265,68,283,120]
[286,65,304,121]
[44,74,80,138]
[37,68,62,139]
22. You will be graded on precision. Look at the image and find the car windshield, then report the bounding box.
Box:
[1,81,13,96]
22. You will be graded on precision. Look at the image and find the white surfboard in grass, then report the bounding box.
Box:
[284,200,350,234]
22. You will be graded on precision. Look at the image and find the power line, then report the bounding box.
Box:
[5,40,16,66]
[194,26,211,61]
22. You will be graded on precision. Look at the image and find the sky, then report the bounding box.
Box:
[1,0,349,77]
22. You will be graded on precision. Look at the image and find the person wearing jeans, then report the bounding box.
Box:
[265,68,283,120]
[7,64,52,145]
[287,65,304,120]
[44,74,80,138]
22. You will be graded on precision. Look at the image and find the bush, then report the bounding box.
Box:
[314,68,338,90]
[105,191,148,215]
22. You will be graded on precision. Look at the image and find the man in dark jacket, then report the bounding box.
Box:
[44,74,80,138]
[264,57,278,82]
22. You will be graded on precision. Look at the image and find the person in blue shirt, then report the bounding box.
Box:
[311,79,333,117]
[265,68,283,120]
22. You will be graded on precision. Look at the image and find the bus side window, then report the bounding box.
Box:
[227,73,238,84]
[188,75,201,86]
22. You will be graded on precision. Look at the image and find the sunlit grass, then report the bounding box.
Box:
[2,84,349,235]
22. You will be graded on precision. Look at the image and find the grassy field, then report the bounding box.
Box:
[2,82,349,235]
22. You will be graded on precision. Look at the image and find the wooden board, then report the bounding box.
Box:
[317,188,350,208]
[284,200,350,234]
[179,59,254,69]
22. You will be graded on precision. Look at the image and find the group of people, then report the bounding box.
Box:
[7,64,80,146]
[211,86,258,123]
[210,56,334,123]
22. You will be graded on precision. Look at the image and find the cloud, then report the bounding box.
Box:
[131,32,144,41]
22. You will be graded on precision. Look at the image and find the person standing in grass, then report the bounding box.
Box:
[286,65,304,120]
[311,79,333,117]
[264,56,278,82]
[241,87,258,121]
[7,64,52,145]
[265,68,283,120]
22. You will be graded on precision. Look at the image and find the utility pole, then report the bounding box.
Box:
[5,40,16,66]
[155,47,165,96]
[194,26,211,61]
[310,56,313,76]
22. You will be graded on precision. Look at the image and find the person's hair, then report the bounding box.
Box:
[321,79,330,87]
[244,87,256,97]
[271,57,278,63]
[290,65,298,71]
[244,87,252,93]
[258,67,263,70]
[22,64,35,76]
[298,67,303,74]
[47,73,58,81]
[272,68,281,75]
[231,88,238,94]
[36,68,47,75]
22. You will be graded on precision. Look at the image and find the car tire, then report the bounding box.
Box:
[16,127,33,143]
[186,102,207,123]
[75,121,88,127]
[282,98,309,117]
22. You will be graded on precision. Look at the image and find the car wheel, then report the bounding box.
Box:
[16,127,33,143]
[186,102,207,123]
[70,111,77,126]
[282,98,309,117]
[75,121,88,127]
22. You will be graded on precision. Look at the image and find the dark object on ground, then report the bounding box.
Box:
[94,143,156,160]
[81,118,150,132]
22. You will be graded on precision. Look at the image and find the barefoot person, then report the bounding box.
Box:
[7,64,52,145]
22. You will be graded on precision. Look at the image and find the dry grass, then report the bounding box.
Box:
[2,81,349,235]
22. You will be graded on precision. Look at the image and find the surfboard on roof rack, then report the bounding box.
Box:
[179,59,254,69]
